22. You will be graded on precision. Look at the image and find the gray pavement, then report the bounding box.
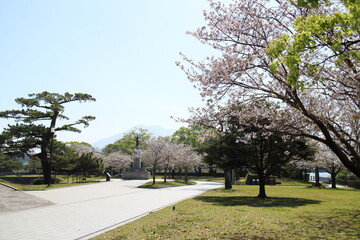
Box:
[0,185,53,214]
[0,179,222,240]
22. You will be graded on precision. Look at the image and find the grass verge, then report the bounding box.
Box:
[189,177,310,186]
[138,180,197,189]
[0,177,104,191]
[92,185,360,240]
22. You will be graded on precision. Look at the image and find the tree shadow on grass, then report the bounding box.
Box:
[194,196,321,208]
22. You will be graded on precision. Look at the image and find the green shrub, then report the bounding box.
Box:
[32,177,62,185]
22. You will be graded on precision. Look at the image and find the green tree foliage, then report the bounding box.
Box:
[290,0,328,8]
[171,126,203,149]
[0,92,96,184]
[0,153,23,173]
[244,129,313,198]
[268,0,359,87]
[67,142,104,177]
[200,130,245,189]
[72,152,103,177]
[103,128,152,155]
[51,140,78,173]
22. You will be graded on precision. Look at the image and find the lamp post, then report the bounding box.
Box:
[48,127,55,186]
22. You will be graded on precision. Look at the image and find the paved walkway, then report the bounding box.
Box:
[0,184,53,214]
[0,179,222,240]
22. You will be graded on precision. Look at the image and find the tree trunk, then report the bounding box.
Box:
[331,172,336,189]
[303,169,308,182]
[164,167,167,183]
[231,169,235,184]
[40,156,51,185]
[185,168,188,183]
[152,167,156,185]
[224,169,233,189]
[257,173,267,198]
[171,169,175,179]
[313,167,322,187]
[331,167,337,189]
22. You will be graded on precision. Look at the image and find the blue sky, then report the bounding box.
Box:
[0,0,215,144]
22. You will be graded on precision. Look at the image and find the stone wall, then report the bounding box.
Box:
[122,171,150,180]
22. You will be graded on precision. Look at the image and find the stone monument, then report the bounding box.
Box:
[122,135,150,180]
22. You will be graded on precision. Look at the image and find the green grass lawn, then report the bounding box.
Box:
[189,176,310,186]
[0,181,103,191]
[0,176,104,190]
[190,177,225,183]
[138,180,197,189]
[92,185,360,240]
[274,178,311,186]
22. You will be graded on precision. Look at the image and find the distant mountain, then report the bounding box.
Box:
[92,125,176,149]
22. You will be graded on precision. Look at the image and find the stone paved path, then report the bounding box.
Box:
[0,184,53,214]
[0,179,222,240]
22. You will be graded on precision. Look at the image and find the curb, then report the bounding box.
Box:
[0,181,19,191]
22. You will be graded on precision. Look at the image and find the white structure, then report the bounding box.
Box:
[308,169,331,183]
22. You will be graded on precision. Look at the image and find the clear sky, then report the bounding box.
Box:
[0,0,215,144]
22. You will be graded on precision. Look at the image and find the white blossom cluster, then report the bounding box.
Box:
[178,0,359,178]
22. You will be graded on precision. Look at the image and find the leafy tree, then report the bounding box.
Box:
[103,128,152,155]
[0,153,23,174]
[171,126,202,148]
[188,102,314,196]
[243,128,313,198]
[179,0,360,178]
[67,141,93,148]
[0,92,96,184]
[26,155,42,174]
[69,142,104,177]
[187,105,250,189]
[71,152,103,177]
[51,140,77,174]
[201,132,244,189]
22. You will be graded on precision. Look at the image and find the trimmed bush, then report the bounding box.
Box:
[32,177,62,185]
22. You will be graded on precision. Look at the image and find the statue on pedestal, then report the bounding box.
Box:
[122,135,150,180]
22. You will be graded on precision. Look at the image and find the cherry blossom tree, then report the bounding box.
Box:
[140,137,202,184]
[292,155,322,186]
[178,0,360,178]
[161,141,178,183]
[291,139,344,187]
[104,152,132,175]
[141,137,169,185]
[173,144,202,183]
[315,143,344,188]
[189,102,313,196]
[68,142,96,155]
[296,141,344,188]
